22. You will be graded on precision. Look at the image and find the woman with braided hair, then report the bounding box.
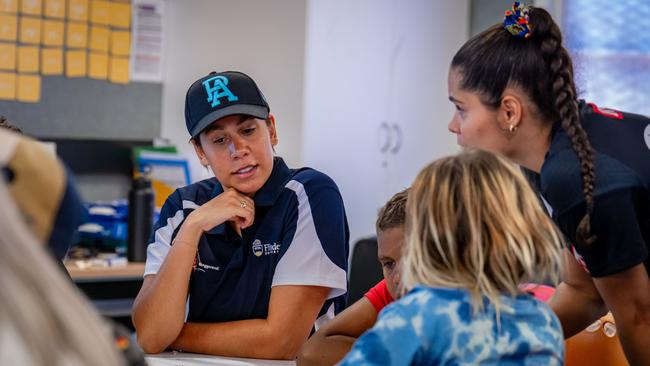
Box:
[446,2,649,364]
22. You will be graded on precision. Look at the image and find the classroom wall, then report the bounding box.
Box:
[159,0,307,179]
[470,0,514,36]
[301,0,469,246]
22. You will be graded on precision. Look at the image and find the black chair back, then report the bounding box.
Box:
[347,237,383,304]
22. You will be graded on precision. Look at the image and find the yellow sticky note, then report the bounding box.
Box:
[110,30,129,56]
[44,0,66,18]
[109,56,128,84]
[0,0,18,13]
[90,0,109,25]
[17,46,39,73]
[109,2,130,28]
[89,25,108,51]
[20,0,42,15]
[67,0,88,21]
[88,51,107,79]
[41,47,62,74]
[66,21,87,48]
[65,49,85,77]
[0,14,17,41]
[42,20,64,46]
[0,42,16,70]
[17,74,40,102]
[19,17,42,44]
[0,71,16,100]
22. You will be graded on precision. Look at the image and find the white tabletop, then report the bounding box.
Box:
[146,351,296,366]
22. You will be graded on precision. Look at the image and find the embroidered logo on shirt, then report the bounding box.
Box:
[193,251,220,272]
[252,239,280,257]
[252,239,264,257]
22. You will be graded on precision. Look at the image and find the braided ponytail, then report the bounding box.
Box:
[451,4,597,246]
[531,8,597,246]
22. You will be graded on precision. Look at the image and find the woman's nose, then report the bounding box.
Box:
[448,117,460,134]
[229,137,249,159]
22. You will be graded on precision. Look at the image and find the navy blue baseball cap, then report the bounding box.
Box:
[184,71,270,138]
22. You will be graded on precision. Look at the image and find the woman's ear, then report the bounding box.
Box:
[267,114,279,146]
[191,138,209,167]
[497,93,523,132]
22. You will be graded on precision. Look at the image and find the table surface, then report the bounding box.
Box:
[65,262,145,281]
[146,352,296,366]
[64,261,146,318]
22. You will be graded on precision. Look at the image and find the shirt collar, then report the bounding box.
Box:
[253,157,292,207]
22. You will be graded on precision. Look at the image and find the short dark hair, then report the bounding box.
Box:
[0,116,22,134]
[376,188,409,232]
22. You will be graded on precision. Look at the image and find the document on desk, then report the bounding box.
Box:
[146,352,296,366]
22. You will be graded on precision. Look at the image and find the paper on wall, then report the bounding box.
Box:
[129,0,164,83]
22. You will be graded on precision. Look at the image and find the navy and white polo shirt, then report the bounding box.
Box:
[144,157,349,327]
[540,101,650,277]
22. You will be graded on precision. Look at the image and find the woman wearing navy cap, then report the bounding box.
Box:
[132,71,349,359]
[446,3,650,364]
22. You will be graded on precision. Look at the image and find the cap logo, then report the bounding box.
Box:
[202,75,239,108]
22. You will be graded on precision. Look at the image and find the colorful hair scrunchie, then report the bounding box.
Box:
[503,2,531,38]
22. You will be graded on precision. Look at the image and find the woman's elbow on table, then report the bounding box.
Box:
[262,337,304,360]
[296,338,326,366]
[253,327,308,360]
[133,315,183,355]
[136,330,173,355]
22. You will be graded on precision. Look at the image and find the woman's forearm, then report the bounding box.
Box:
[297,334,357,366]
[550,282,607,338]
[132,224,202,353]
[171,320,298,359]
[616,317,650,366]
[171,285,330,359]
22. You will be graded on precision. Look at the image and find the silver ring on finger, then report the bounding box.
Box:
[240,200,247,208]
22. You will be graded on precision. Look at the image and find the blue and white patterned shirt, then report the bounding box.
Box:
[339,286,564,365]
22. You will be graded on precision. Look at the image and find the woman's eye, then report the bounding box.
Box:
[242,127,256,135]
[213,137,226,144]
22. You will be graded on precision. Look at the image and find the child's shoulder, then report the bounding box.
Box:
[402,286,469,304]
[387,287,471,320]
[392,287,556,326]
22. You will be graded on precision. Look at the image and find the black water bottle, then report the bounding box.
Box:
[127,175,154,262]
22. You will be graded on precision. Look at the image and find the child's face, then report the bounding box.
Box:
[377,226,405,299]
[194,114,278,196]
[447,68,509,155]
